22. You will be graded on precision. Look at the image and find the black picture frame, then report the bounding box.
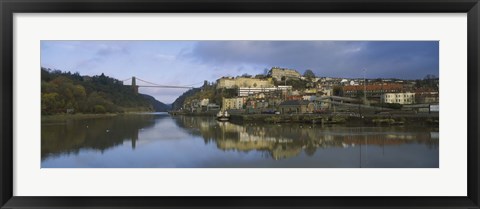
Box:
[1,0,479,208]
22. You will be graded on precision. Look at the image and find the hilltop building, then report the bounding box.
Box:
[216,77,274,89]
[268,67,301,81]
[238,86,292,97]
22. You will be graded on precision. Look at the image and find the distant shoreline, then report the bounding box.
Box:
[41,113,120,123]
[229,113,439,126]
[41,111,438,127]
[168,111,438,126]
[41,111,174,123]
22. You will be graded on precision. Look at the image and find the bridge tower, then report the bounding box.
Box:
[131,76,138,94]
[131,129,138,149]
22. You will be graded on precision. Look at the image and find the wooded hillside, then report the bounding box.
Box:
[41,67,170,115]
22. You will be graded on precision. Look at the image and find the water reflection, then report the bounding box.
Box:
[41,114,158,160]
[173,116,438,161]
[41,113,439,168]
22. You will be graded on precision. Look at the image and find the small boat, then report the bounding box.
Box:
[217,110,230,121]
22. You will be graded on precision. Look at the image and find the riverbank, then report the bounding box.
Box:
[42,113,120,123]
[41,111,168,123]
[169,111,216,116]
[167,111,439,126]
[229,113,439,126]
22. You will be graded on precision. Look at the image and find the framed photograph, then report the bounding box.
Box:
[1,0,479,208]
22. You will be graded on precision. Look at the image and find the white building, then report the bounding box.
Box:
[238,86,292,97]
[381,93,416,104]
[200,98,209,107]
[300,77,320,82]
[302,95,317,101]
[321,89,333,96]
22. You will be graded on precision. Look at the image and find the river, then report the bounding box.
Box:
[41,112,439,168]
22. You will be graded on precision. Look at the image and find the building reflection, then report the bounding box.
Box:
[41,114,439,162]
[172,116,439,160]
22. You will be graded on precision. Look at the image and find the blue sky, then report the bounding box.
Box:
[41,41,439,103]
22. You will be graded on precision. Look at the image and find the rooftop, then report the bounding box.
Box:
[343,84,403,91]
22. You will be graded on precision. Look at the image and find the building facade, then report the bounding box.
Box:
[216,77,274,89]
[200,98,209,107]
[415,89,440,104]
[222,97,246,110]
[381,92,416,104]
[268,67,301,81]
[279,100,315,114]
[238,86,292,97]
[343,84,404,98]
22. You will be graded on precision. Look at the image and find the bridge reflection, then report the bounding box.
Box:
[41,114,159,160]
[41,114,438,162]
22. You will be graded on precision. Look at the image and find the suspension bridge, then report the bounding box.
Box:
[120,76,204,94]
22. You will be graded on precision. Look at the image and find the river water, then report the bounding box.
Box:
[41,112,439,168]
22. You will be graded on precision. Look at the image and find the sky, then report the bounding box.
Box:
[41,41,439,104]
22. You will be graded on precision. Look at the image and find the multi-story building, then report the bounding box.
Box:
[216,77,274,89]
[279,100,315,114]
[319,77,343,87]
[381,92,416,104]
[268,67,301,81]
[238,86,292,97]
[415,89,439,104]
[416,92,439,104]
[343,84,404,98]
[222,97,246,110]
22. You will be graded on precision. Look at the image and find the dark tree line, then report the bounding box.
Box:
[41,67,161,115]
[415,74,439,90]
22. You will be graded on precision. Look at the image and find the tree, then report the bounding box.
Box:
[263,68,269,76]
[241,73,252,78]
[72,72,83,81]
[73,85,87,99]
[41,93,60,115]
[303,69,315,79]
[333,86,343,96]
[424,74,437,80]
[94,105,106,113]
[415,74,439,89]
[356,90,365,99]
[41,67,161,115]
